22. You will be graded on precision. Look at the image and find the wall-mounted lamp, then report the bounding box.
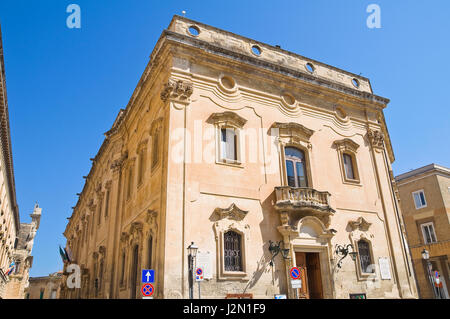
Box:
[268,240,290,266]
[335,244,357,268]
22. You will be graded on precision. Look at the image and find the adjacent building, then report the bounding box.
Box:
[395,164,450,299]
[4,203,42,298]
[26,271,63,299]
[61,16,417,299]
[0,24,20,299]
[0,25,42,299]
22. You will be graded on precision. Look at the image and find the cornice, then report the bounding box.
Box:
[161,29,390,107]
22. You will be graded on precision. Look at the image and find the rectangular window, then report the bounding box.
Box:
[104,188,110,218]
[152,131,159,168]
[127,167,133,199]
[421,222,437,244]
[343,153,355,180]
[138,149,145,185]
[220,128,238,161]
[412,190,427,209]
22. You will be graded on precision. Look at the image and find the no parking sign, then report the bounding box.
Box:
[141,283,154,297]
[195,267,204,281]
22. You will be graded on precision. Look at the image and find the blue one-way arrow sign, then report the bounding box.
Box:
[142,269,155,283]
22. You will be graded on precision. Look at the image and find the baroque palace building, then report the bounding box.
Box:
[61,16,417,299]
[395,164,450,299]
[0,25,42,299]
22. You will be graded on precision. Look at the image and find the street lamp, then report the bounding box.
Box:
[335,244,357,268]
[422,249,440,299]
[187,242,198,299]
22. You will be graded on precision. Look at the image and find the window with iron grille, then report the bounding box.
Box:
[357,240,374,273]
[224,231,243,271]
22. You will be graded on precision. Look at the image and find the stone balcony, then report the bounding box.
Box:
[274,186,335,228]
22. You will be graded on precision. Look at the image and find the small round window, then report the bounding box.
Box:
[352,78,360,88]
[251,45,262,56]
[305,62,315,73]
[188,25,200,37]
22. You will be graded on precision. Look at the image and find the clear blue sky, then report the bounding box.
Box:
[0,1,448,277]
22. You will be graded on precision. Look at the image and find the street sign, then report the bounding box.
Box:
[435,271,442,287]
[290,267,301,280]
[142,269,155,283]
[141,283,154,297]
[195,267,204,281]
[291,279,302,289]
[274,294,287,299]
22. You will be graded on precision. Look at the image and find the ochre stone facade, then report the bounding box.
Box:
[396,164,450,299]
[26,272,63,299]
[61,16,418,299]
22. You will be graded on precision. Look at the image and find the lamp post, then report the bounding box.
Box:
[187,242,198,299]
[421,249,440,299]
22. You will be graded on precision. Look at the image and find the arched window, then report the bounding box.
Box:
[357,240,374,273]
[224,231,243,271]
[285,147,308,187]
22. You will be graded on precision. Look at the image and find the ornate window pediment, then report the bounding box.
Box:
[271,122,314,144]
[214,203,248,221]
[348,217,372,232]
[333,138,360,153]
[207,111,247,129]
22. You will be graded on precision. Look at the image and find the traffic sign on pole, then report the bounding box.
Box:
[195,267,204,281]
[141,283,154,297]
[290,267,301,280]
[142,269,155,283]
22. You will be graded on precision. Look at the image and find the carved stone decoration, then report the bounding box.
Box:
[160,79,193,103]
[367,129,385,150]
[95,183,102,194]
[207,111,247,128]
[120,232,129,243]
[333,138,360,153]
[110,151,128,172]
[99,246,106,256]
[271,122,315,144]
[146,210,158,229]
[348,217,372,232]
[214,203,249,221]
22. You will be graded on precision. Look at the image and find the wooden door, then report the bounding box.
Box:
[306,253,323,299]
[295,252,310,299]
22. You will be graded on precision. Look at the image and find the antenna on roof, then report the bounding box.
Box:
[182,11,186,17]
